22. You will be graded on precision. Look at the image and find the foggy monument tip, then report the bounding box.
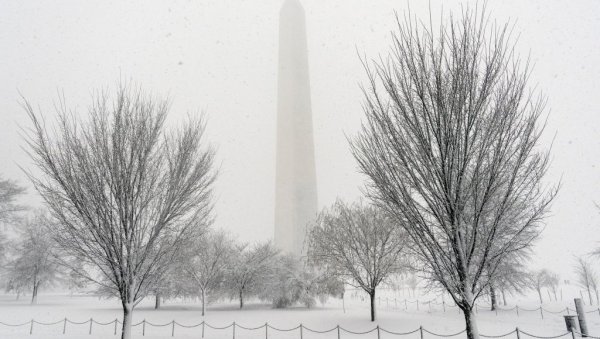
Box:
[281,0,304,14]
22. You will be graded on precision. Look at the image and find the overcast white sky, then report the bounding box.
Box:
[1,0,599,281]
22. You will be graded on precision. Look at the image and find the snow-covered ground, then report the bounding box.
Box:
[0,292,598,339]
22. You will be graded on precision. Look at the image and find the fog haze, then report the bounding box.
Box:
[1,0,600,280]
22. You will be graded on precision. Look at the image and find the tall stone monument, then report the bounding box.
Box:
[274,0,318,257]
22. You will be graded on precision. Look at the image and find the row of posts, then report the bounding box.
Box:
[27,318,175,336]
[376,296,600,323]
[23,298,592,338]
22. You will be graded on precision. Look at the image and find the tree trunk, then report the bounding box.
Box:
[462,285,480,339]
[537,288,543,304]
[31,282,38,305]
[501,289,507,306]
[369,289,376,321]
[588,287,594,305]
[121,303,133,339]
[490,285,497,311]
[463,306,480,339]
[239,289,244,309]
[155,293,161,309]
[201,289,206,316]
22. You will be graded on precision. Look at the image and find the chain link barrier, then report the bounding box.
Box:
[355,296,600,321]
[1,318,597,338]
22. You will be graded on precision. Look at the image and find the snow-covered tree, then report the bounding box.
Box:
[225,241,278,309]
[0,176,25,224]
[546,271,560,301]
[350,6,556,338]
[492,260,531,306]
[4,211,59,304]
[260,253,344,309]
[575,257,597,305]
[407,273,418,297]
[308,200,407,321]
[151,227,207,310]
[531,269,552,304]
[150,265,181,310]
[485,249,534,310]
[63,259,89,296]
[183,229,233,315]
[22,85,216,339]
[0,176,26,266]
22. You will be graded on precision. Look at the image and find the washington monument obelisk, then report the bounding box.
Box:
[274,0,318,257]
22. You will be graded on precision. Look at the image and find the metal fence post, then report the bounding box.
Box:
[63,318,67,334]
[265,323,268,339]
[377,325,381,339]
[540,308,544,320]
[564,315,579,337]
[300,324,303,339]
[575,298,589,337]
[114,319,118,335]
[337,325,340,339]
[516,327,521,339]
[233,321,236,339]
[420,326,424,339]
[171,320,175,337]
[89,318,93,335]
[29,319,33,335]
[202,321,205,338]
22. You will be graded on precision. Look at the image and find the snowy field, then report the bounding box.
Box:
[1,291,599,339]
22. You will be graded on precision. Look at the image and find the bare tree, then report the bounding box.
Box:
[0,177,26,264]
[350,6,556,339]
[308,200,407,321]
[531,269,551,304]
[546,271,560,301]
[22,85,216,339]
[493,259,531,306]
[4,210,59,304]
[407,273,418,298]
[150,227,206,310]
[63,260,88,297]
[183,229,233,316]
[226,241,278,309]
[575,257,597,305]
[592,275,600,306]
[0,177,26,224]
[260,253,344,309]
